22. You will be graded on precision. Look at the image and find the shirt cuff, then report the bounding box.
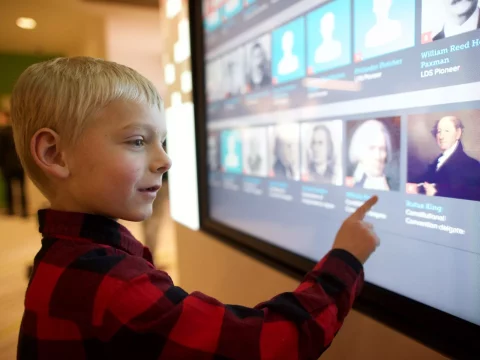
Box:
[328,249,363,274]
[310,249,365,299]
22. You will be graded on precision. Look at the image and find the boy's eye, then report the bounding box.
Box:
[130,139,145,147]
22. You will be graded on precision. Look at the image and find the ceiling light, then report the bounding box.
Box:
[16,17,37,30]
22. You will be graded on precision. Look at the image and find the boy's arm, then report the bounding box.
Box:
[101,248,363,360]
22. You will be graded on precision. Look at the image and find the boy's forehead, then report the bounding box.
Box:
[95,99,165,129]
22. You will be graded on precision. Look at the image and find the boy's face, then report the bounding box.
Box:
[62,100,170,221]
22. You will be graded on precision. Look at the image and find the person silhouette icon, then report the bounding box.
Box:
[225,0,240,14]
[225,134,240,169]
[365,0,402,48]
[315,12,342,63]
[277,31,299,75]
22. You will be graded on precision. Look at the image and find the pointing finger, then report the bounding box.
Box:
[351,196,378,220]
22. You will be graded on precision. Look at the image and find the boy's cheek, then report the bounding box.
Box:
[110,164,144,184]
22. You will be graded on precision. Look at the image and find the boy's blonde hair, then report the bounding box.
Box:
[10,56,163,197]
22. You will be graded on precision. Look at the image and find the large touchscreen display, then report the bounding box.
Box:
[203,0,480,327]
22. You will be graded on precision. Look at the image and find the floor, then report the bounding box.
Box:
[0,186,178,359]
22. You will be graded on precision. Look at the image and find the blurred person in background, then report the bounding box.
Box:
[0,110,28,217]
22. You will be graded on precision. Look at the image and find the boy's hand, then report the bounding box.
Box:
[332,196,380,264]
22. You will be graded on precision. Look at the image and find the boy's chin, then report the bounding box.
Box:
[115,207,153,222]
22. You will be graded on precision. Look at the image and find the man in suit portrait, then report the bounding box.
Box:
[433,0,480,41]
[415,116,480,201]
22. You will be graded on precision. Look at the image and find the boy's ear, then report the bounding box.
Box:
[31,128,70,179]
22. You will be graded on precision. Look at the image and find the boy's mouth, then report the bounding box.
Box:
[139,185,161,193]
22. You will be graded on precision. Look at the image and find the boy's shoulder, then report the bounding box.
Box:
[25,236,166,337]
[32,235,151,288]
[28,210,160,313]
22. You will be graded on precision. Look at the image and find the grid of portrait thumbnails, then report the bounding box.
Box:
[207,111,480,204]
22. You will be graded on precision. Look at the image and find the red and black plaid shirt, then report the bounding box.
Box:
[18,209,364,360]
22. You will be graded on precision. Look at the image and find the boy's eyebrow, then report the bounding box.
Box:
[121,123,166,138]
[121,123,152,131]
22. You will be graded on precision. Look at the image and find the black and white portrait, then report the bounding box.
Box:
[244,34,272,91]
[346,117,401,191]
[207,131,221,171]
[222,47,246,98]
[422,0,480,41]
[206,58,223,102]
[269,123,300,181]
[300,120,343,185]
[242,127,269,177]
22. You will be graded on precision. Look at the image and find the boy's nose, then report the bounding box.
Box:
[151,143,172,173]
[154,155,171,174]
[161,157,172,172]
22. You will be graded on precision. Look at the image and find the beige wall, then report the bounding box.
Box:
[67,18,105,59]
[176,224,446,360]
[104,8,165,97]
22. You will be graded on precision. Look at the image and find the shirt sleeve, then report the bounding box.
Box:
[101,249,364,360]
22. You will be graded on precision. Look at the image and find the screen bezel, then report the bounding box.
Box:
[188,1,480,358]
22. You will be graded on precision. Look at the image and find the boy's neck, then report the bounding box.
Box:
[49,200,118,222]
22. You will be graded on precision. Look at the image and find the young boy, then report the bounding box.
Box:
[13,57,380,359]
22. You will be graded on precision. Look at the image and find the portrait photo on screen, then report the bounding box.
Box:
[421,0,480,43]
[346,117,401,191]
[242,127,269,177]
[245,34,272,92]
[268,123,300,180]
[206,58,224,102]
[306,0,352,75]
[221,129,243,174]
[354,0,415,61]
[222,47,246,98]
[406,110,480,202]
[203,0,223,32]
[272,17,306,84]
[300,120,343,186]
[223,0,243,20]
[207,131,222,172]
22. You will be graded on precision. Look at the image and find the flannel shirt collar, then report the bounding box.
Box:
[38,209,151,261]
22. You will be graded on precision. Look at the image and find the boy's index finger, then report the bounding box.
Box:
[351,196,378,220]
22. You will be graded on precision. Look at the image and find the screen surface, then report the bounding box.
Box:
[202,0,480,328]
